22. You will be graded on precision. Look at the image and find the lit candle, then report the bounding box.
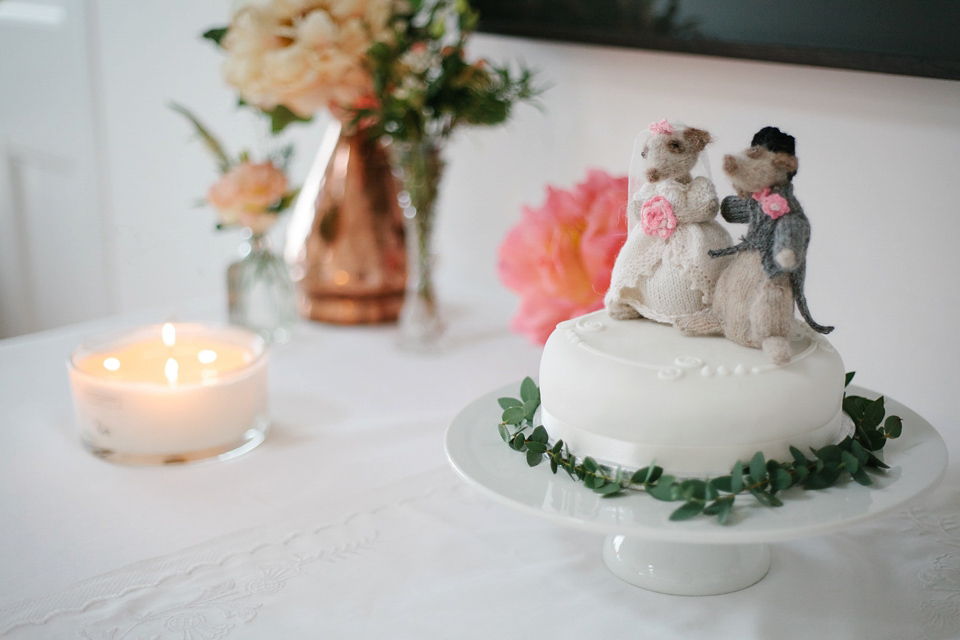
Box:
[68,323,269,464]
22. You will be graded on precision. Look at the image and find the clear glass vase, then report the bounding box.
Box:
[228,229,296,344]
[391,136,446,352]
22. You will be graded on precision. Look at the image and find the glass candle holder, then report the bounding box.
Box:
[68,323,269,465]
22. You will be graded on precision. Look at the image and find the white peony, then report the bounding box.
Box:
[220,0,394,118]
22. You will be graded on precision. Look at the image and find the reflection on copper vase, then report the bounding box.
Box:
[287,125,406,324]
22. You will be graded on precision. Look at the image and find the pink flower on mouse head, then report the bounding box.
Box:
[640,196,677,239]
[649,119,674,135]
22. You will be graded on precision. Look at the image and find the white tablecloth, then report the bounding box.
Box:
[0,303,957,639]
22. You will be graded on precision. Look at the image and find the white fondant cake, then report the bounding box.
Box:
[539,310,846,476]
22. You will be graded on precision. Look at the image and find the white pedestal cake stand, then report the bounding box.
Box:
[445,383,948,596]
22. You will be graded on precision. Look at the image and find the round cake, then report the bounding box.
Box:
[539,310,846,476]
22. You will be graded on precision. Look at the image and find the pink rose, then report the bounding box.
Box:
[498,169,629,345]
[640,195,677,239]
[752,187,791,219]
[207,161,288,228]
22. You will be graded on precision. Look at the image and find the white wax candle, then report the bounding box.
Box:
[68,323,269,463]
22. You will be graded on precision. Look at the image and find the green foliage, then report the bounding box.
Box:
[169,102,231,173]
[202,27,228,47]
[261,104,313,135]
[352,0,543,143]
[497,374,903,524]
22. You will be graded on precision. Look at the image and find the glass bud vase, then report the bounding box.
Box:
[228,229,296,344]
[391,136,446,352]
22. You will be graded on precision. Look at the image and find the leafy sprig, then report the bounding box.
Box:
[498,373,903,524]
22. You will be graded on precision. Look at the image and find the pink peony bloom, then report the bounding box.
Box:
[207,161,288,229]
[752,187,791,219]
[640,195,678,239]
[498,169,629,345]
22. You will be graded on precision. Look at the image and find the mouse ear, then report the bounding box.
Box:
[682,127,712,153]
[772,152,799,177]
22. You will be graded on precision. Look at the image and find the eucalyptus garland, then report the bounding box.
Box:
[497,373,903,524]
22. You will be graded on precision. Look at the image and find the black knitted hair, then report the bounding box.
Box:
[751,127,795,156]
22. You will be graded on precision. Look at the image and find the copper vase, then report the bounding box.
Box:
[286,125,406,324]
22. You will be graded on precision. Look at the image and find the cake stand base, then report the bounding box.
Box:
[603,536,770,595]
[446,383,947,597]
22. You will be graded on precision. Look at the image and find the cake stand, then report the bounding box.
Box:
[445,384,948,596]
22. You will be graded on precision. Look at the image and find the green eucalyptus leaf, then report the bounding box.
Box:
[862,396,886,429]
[595,482,624,495]
[710,476,733,494]
[647,476,678,501]
[816,444,842,463]
[717,499,734,525]
[789,445,808,466]
[526,449,543,467]
[550,457,558,474]
[551,440,564,455]
[865,450,889,469]
[525,441,547,455]
[583,457,598,473]
[703,500,723,515]
[749,452,767,485]
[630,467,651,485]
[819,465,842,486]
[669,501,704,521]
[751,490,783,507]
[803,472,829,490]
[502,406,525,425]
[587,475,605,490]
[843,395,869,422]
[498,397,522,409]
[845,371,855,387]
[497,423,509,443]
[841,450,860,474]
[530,425,548,444]
[772,468,793,492]
[520,377,539,404]
[851,466,874,486]
[794,465,809,481]
[679,479,707,501]
[731,461,744,493]
[850,439,869,464]
[511,433,525,451]
[522,399,539,421]
[646,465,663,483]
[884,415,903,439]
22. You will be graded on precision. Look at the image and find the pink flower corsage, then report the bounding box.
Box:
[649,119,674,136]
[640,196,677,239]
[752,188,790,219]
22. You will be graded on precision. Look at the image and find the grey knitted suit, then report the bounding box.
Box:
[709,183,832,334]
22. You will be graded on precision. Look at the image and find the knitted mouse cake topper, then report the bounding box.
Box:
[676,126,834,365]
[604,119,732,325]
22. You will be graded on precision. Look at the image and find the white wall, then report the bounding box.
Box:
[9,3,960,437]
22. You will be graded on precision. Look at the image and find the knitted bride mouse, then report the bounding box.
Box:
[605,120,732,323]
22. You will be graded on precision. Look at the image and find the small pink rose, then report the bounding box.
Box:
[207,161,288,228]
[640,195,677,239]
[649,119,674,135]
[752,187,790,219]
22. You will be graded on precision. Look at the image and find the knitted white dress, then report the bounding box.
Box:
[605,176,732,324]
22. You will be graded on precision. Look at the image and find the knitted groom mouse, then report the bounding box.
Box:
[676,127,833,364]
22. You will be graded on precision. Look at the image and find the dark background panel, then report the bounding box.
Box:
[473,0,960,80]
